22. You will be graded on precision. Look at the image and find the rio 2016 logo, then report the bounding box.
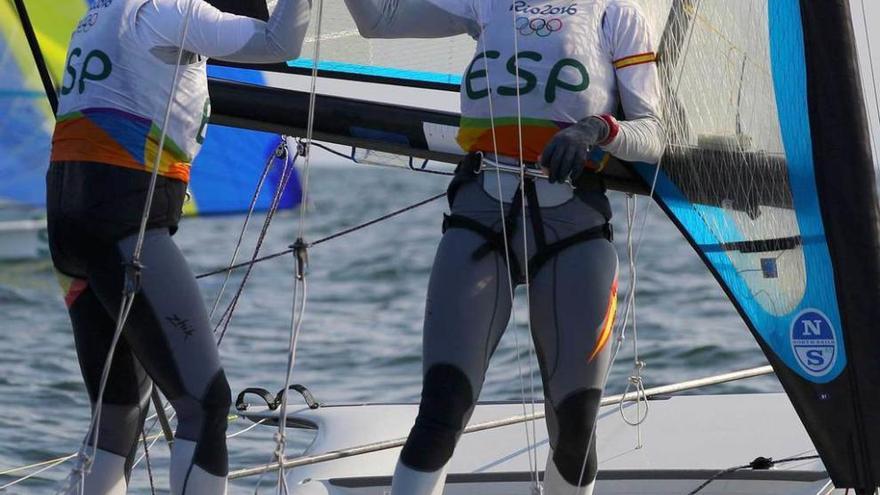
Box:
[789,309,838,377]
[516,16,564,37]
[510,1,578,15]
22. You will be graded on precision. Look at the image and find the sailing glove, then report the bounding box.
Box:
[540,116,614,183]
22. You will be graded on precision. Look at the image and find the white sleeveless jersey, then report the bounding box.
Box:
[53,0,210,182]
[426,0,658,163]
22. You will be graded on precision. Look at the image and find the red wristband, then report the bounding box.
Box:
[597,114,620,146]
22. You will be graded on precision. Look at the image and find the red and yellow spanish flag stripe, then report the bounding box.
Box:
[613,52,657,70]
[588,278,619,362]
[55,271,88,308]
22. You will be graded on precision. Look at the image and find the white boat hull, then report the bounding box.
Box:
[240,394,837,495]
[0,219,48,261]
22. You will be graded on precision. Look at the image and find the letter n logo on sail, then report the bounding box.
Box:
[790,309,838,377]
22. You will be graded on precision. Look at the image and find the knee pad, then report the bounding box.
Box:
[552,388,602,486]
[400,364,475,471]
[193,371,232,477]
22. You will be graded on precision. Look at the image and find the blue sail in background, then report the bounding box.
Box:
[0,0,53,208]
[188,65,302,216]
[0,1,302,216]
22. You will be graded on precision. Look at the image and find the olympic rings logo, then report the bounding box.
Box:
[516,16,564,37]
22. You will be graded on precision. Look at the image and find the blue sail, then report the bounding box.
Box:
[635,1,880,489]
[0,1,53,207]
[187,65,302,216]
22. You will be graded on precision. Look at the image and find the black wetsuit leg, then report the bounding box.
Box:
[68,284,153,494]
[47,162,230,494]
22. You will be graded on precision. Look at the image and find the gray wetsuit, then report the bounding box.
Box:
[393,161,619,494]
[345,0,664,493]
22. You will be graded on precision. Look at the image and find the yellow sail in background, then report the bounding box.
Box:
[0,1,86,205]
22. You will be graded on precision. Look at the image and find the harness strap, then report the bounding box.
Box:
[443,152,612,283]
[528,223,613,276]
[443,212,524,282]
[523,178,547,250]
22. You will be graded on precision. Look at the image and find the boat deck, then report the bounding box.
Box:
[241,393,837,494]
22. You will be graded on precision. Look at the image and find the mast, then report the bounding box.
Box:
[790,0,880,491]
[639,1,880,491]
[10,0,57,114]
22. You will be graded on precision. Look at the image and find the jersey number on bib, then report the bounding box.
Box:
[61,48,113,96]
[465,51,589,103]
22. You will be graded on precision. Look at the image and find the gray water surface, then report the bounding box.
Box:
[0,160,777,493]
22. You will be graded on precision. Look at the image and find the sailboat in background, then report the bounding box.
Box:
[5,0,880,493]
[0,0,303,261]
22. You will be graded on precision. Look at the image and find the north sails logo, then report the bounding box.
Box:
[790,309,837,377]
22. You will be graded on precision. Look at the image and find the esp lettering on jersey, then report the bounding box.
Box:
[427,0,655,162]
[53,0,209,183]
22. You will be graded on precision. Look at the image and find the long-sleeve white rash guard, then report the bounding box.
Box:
[139,0,311,63]
[53,0,311,180]
[345,0,665,164]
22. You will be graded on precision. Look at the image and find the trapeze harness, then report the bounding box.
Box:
[443,152,613,282]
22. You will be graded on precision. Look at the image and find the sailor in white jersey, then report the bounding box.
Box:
[345,1,664,494]
[47,1,309,493]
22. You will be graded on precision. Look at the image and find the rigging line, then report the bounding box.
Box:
[276,274,308,494]
[575,0,688,483]
[0,457,72,491]
[276,0,325,491]
[253,447,282,495]
[295,1,323,242]
[474,0,539,482]
[859,0,880,148]
[672,0,705,96]
[508,9,543,492]
[610,0,701,355]
[150,389,174,447]
[132,413,177,471]
[603,196,638,386]
[229,365,776,480]
[132,413,246,471]
[309,192,446,247]
[209,145,283,320]
[195,191,447,280]
[63,291,137,495]
[214,146,298,346]
[311,140,454,176]
[306,140,353,162]
[61,4,196,491]
[0,455,77,477]
[4,414,245,488]
[679,2,770,76]
[141,429,157,495]
[576,194,641,489]
[227,418,269,439]
[618,198,649,435]
[11,0,58,114]
[686,454,821,495]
